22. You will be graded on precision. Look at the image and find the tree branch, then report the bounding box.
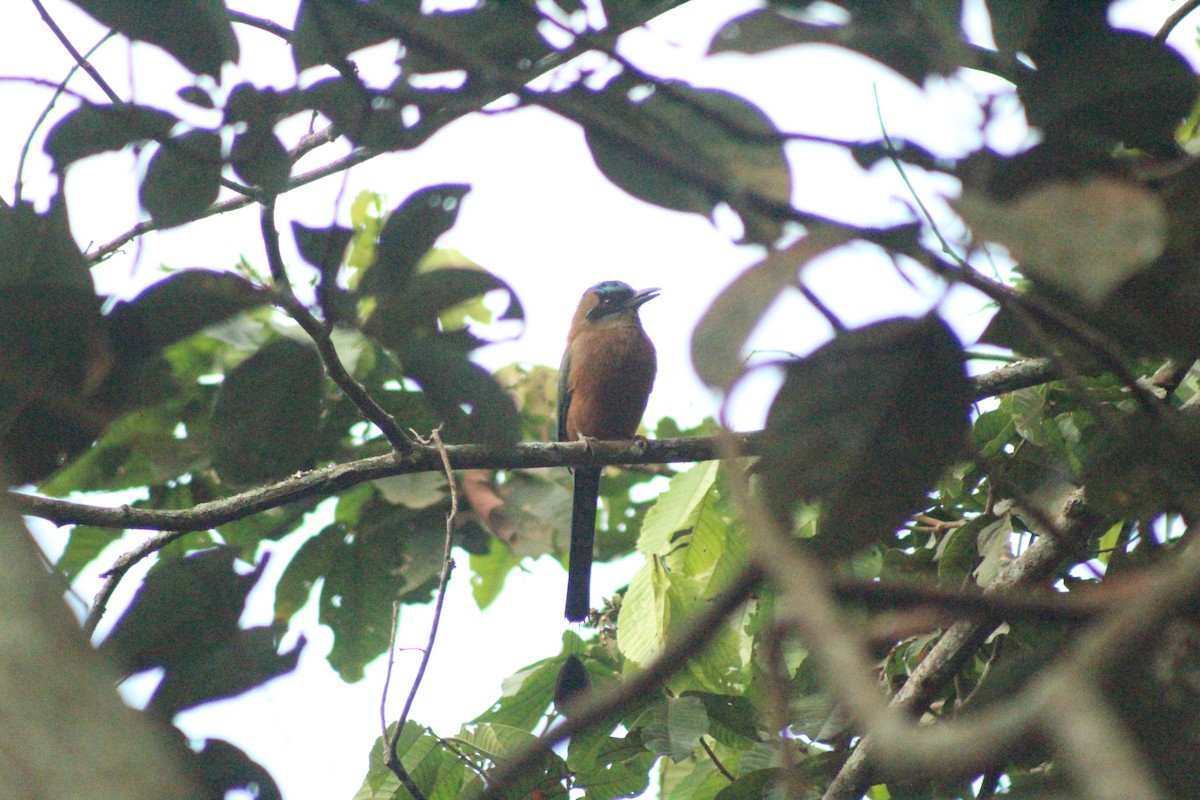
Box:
[477,563,763,799]
[821,490,1105,799]
[10,356,1057,532]
[260,199,415,452]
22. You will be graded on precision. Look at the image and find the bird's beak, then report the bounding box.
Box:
[628,287,660,309]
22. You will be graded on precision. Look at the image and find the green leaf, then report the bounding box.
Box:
[458,724,569,799]
[396,338,521,448]
[617,556,671,668]
[691,225,858,388]
[105,270,267,364]
[472,657,558,730]
[974,513,1015,587]
[56,525,124,582]
[292,0,399,71]
[642,696,709,762]
[638,461,719,557]
[469,536,522,610]
[230,125,290,194]
[355,721,471,800]
[43,103,177,172]
[210,338,324,485]
[67,0,237,75]
[759,315,972,559]
[274,523,345,624]
[361,185,472,296]
[568,729,655,799]
[139,130,223,228]
[193,739,282,800]
[571,79,791,244]
[935,515,990,590]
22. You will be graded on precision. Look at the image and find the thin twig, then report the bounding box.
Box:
[84,529,194,636]
[478,564,763,799]
[380,599,401,740]
[229,10,293,40]
[385,429,459,796]
[1156,0,1200,43]
[15,30,115,203]
[379,599,425,800]
[30,0,122,105]
[698,737,735,782]
[259,198,414,453]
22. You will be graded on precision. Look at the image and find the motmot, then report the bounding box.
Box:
[558,281,658,622]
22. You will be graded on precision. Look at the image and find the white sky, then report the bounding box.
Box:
[2,0,1196,798]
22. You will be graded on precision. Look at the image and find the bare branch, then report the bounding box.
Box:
[477,564,763,799]
[259,198,415,452]
[30,0,122,105]
[385,430,457,795]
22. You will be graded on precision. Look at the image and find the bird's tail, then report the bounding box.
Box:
[565,466,601,622]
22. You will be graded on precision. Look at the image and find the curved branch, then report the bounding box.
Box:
[260,199,414,452]
[477,563,763,799]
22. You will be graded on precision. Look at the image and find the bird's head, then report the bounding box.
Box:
[579,281,660,325]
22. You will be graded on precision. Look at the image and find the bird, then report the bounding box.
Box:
[558,280,658,622]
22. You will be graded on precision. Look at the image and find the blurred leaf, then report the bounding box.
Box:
[292,0,399,71]
[955,178,1167,308]
[0,199,107,482]
[397,338,521,448]
[710,6,962,84]
[643,695,709,762]
[365,267,519,346]
[759,315,971,559]
[468,537,521,610]
[210,338,324,485]
[230,125,290,194]
[322,500,447,682]
[139,130,223,228]
[360,185,472,296]
[303,77,410,151]
[43,103,177,172]
[193,739,281,800]
[274,523,345,624]
[293,222,353,285]
[568,729,655,799]
[150,626,303,717]
[66,0,237,76]
[692,225,858,388]
[105,270,267,364]
[99,548,259,675]
[1021,28,1195,157]
[177,86,214,109]
[568,79,791,243]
